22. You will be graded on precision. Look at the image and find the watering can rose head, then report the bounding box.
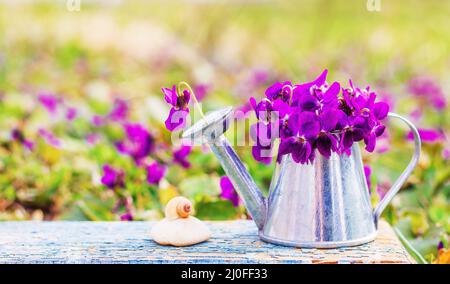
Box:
[249,69,389,164]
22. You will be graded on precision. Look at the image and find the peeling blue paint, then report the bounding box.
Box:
[0,221,413,264]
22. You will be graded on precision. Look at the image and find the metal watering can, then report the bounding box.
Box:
[182,107,421,248]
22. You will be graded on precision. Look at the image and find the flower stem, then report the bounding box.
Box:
[282,84,294,105]
[177,81,205,119]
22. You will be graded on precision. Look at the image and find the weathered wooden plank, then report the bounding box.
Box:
[0,220,414,264]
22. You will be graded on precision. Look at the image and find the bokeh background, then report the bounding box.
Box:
[0,0,448,263]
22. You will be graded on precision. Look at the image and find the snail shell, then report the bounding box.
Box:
[151,196,210,246]
[164,196,192,220]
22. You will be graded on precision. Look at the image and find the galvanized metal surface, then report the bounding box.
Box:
[262,145,377,248]
[0,220,414,264]
[209,136,267,230]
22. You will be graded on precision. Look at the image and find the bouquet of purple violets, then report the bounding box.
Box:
[162,69,390,165]
[249,69,389,164]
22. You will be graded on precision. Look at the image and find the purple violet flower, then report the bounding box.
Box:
[250,121,275,148]
[173,145,192,168]
[291,69,329,105]
[162,85,191,131]
[116,123,155,163]
[146,161,167,185]
[220,176,240,207]
[248,69,390,164]
[249,97,273,123]
[297,81,340,113]
[252,144,273,165]
[315,109,340,158]
[120,213,133,221]
[250,120,278,164]
[265,81,293,103]
[280,111,319,163]
[101,165,125,189]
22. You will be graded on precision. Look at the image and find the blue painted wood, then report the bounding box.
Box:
[0,220,414,264]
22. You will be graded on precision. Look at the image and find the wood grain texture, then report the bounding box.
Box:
[0,220,414,264]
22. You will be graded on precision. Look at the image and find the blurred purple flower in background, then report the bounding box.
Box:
[443,148,450,161]
[38,128,61,147]
[193,84,210,102]
[376,181,391,200]
[409,109,423,122]
[11,129,34,151]
[234,102,253,119]
[407,76,447,111]
[116,123,155,163]
[86,133,100,145]
[233,68,271,102]
[173,145,192,168]
[378,89,396,111]
[374,130,391,153]
[91,115,105,127]
[146,161,167,185]
[250,68,270,87]
[407,128,445,143]
[101,165,125,189]
[108,98,129,122]
[65,107,77,121]
[38,93,59,114]
[220,176,240,207]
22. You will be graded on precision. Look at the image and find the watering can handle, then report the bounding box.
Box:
[373,112,421,224]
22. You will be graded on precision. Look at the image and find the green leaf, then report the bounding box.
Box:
[2,186,16,201]
[195,199,239,220]
[394,227,428,264]
[58,193,115,221]
[178,174,221,201]
[410,238,440,263]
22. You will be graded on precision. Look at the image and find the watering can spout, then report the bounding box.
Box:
[182,107,266,230]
